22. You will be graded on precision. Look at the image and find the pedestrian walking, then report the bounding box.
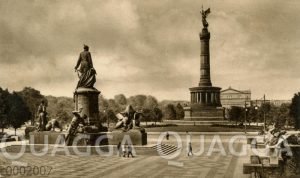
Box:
[186,131,191,138]
[122,144,126,157]
[117,142,122,157]
[166,132,169,140]
[127,144,134,158]
[187,142,193,156]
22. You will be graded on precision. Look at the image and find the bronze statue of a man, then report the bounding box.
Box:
[75,45,97,88]
[37,100,47,131]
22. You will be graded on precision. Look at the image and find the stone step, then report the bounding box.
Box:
[151,144,180,156]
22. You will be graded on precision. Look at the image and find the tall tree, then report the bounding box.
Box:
[105,109,118,125]
[163,104,177,120]
[105,99,121,127]
[228,106,244,125]
[142,108,152,126]
[175,103,185,120]
[17,87,47,125]
[8,92,31,135]
[153,107,163,125]
[108,99,121,113]
[99,95,109,112]
[45,95,74,128]
[257,102,272,126]
[114,94,127,106]
[0,88,10,133]
[144,95,158,110]
[128,95,147,111]
[247,106,258,125]
[290,92,300,130]
[275,103,290,129]
[55,109,70,127]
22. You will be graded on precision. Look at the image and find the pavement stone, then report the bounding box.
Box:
[0,139,250,178]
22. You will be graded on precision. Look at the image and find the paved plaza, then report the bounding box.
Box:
[0,134,250,178]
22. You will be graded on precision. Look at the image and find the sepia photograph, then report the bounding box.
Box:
[0,0,300,177]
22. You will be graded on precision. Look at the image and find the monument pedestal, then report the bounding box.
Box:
[67,130,147,146]
[184,106,224,121]
[185,86,224,121]
[74,87,101,127]
[107,130,147,145]
[29,131,65,144]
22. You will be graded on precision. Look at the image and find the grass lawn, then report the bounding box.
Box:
[144,125,262,132]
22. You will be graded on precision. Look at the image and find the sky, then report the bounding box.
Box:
[0,0,299,101]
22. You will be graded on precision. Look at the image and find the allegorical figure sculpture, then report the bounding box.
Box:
[45,118,63,131]
[65,109,87,145]
[200,7,210,28]
[36,100,47,131]
[74,44,96,89]
[114,105,143,132]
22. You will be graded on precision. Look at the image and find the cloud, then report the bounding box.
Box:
[0,0,299,100]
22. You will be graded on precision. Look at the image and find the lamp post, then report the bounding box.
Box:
[254,99,258,126]
[254,105,258,126]
[263,94,266,131]
[244,101,247,134]
[104,107,109,128]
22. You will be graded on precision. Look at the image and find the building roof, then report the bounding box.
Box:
[221,86,251,94]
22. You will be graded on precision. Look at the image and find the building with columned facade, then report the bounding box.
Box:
[220,87,251,109]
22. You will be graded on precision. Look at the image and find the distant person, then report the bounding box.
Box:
[127,144,134,158]
[187,142,193,156]
[122,144,126,157]
[117,142,122,157]
[186,131,191,137]
[166,132,169,140]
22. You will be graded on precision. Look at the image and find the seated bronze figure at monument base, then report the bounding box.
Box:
[114,105,145,133]
[106,105,147,145]
[45,119,63,132]
[65,109,87,146]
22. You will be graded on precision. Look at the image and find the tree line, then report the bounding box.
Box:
[1,85,299,132]
[99,94,185,126]
[0,87,74,134]
[0,87,186,134]
[227,92,300,130]
[0,87,35,135]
